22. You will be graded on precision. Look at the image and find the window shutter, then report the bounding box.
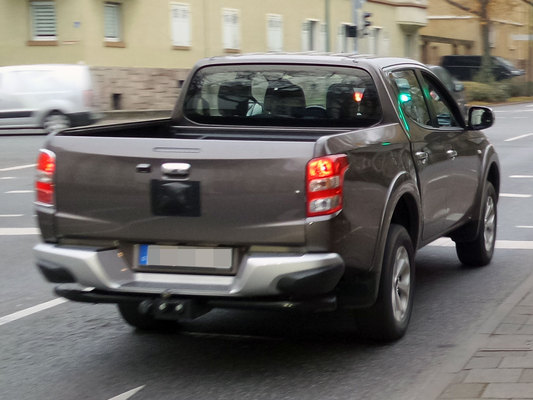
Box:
[301,21,310,51]
[31,1,57,39]
[319,23,327,52]
[222,9,240,50]
[267,14,283,52]
[171,3,191,47]
[104,3,121,41]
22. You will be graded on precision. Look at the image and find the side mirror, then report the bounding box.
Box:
[468,106,494,130]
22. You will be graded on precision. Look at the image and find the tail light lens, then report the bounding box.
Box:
[36,149,56,205]
[306,154,348,217]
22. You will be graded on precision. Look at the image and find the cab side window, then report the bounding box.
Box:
[420,73,459,128]
[390,70,430,126]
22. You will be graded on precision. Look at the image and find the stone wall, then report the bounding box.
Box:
[90,66,191,111]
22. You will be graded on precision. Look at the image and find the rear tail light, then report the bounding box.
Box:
[36,149,56,206]
[306,154,348,217]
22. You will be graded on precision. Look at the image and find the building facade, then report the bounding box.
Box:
[0,0,428,111]
[420,0,530,70]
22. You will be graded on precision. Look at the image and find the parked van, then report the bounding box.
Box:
[0,64,101,133]
[441,55,524,81]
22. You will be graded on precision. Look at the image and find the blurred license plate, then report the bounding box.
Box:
[137,244,233,270]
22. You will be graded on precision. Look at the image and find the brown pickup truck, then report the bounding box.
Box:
[34,54,500,341]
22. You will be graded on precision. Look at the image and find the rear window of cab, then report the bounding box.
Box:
[183,64,382,127]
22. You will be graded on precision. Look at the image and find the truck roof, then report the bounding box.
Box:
[194,53,425,71]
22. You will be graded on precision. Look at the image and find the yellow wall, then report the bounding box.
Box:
[1,0,429,69]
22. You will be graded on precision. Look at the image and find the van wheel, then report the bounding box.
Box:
[43,112,70,134]
[117,302,180,331]
[355,224,415,342]
[456,182,497,267]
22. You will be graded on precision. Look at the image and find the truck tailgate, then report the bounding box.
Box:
[49,136,317,245]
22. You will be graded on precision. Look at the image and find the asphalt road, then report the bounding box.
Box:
[1,104,533,400]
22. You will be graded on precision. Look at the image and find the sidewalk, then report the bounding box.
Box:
[429,270,533,400]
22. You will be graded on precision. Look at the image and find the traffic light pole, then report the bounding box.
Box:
[352,0,361,53]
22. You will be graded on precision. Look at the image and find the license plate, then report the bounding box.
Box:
[137,244,233,270]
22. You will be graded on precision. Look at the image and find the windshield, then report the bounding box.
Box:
[183,64,381,127]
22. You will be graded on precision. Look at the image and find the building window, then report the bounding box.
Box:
[301,20,326,52]
[267,14,283,52]
[170,3,191,48]
[104,2,122,43]
[222,8,240,52]
[336,23,352,53]
[29,1,57,41]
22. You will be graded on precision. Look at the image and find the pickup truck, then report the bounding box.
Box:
[34,54,500,341]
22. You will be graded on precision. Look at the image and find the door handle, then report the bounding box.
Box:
[415,151,429,164]
[446,149,458,159]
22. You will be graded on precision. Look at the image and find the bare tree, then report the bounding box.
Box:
[443,0,528,81]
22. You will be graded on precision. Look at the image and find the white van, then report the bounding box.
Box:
[0,64,101,134]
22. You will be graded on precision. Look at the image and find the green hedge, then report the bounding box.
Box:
[463,78,533,103]
[463,81,508,103]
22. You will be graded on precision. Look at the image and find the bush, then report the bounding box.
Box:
[496,78,533,97]
[463,81,508,103]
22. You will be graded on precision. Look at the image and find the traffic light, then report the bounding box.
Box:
[363,12,372,31]
[345,24,357,38]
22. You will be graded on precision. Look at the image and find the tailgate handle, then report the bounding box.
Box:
[161,163,191,177]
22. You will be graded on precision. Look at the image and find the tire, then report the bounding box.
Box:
[455,182,497,267]
[43,111,70,134]
[117,302,180,331]
[355,224,415,342]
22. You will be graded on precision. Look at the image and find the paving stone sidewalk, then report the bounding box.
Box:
[437,289,533,399]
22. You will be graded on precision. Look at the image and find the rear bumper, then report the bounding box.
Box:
[34,243,344,299]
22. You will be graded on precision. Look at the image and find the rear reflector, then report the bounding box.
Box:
[36,149,56,205]
[306,154,348,217]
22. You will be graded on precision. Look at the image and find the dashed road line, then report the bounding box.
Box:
[430,238,533,250]
[5,190,33,194]
[0,298,67,327]
[108,386,146,400]
[0,164,36,172]
[505,133,533,142]
[0,214,24,217]
[501,193,532,198]
[510,175,533,179]
[517,226,533,229]
[0,177,16,180]
[0,228,40,235]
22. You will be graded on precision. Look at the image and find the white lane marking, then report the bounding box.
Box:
[0,228,40,235]
[0,177,16,180]
[108,386,146,400]
[505,133,533,142]
[517,226,533,229]
[500,193,532,198]
[0,214,24,217]
[430,238,533,250]
[0,164,36,172]
[0,298,67,327]
[6,190,33,194]
[510,175,533,179]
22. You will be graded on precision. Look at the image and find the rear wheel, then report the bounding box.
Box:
[355,224,415,342]
[455,182,497,267]
[117,302,180,331]
[43,111,70,134]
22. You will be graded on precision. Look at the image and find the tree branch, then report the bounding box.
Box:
[443,0,481,17]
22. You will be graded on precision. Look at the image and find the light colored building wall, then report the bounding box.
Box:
[1,0,427,111]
